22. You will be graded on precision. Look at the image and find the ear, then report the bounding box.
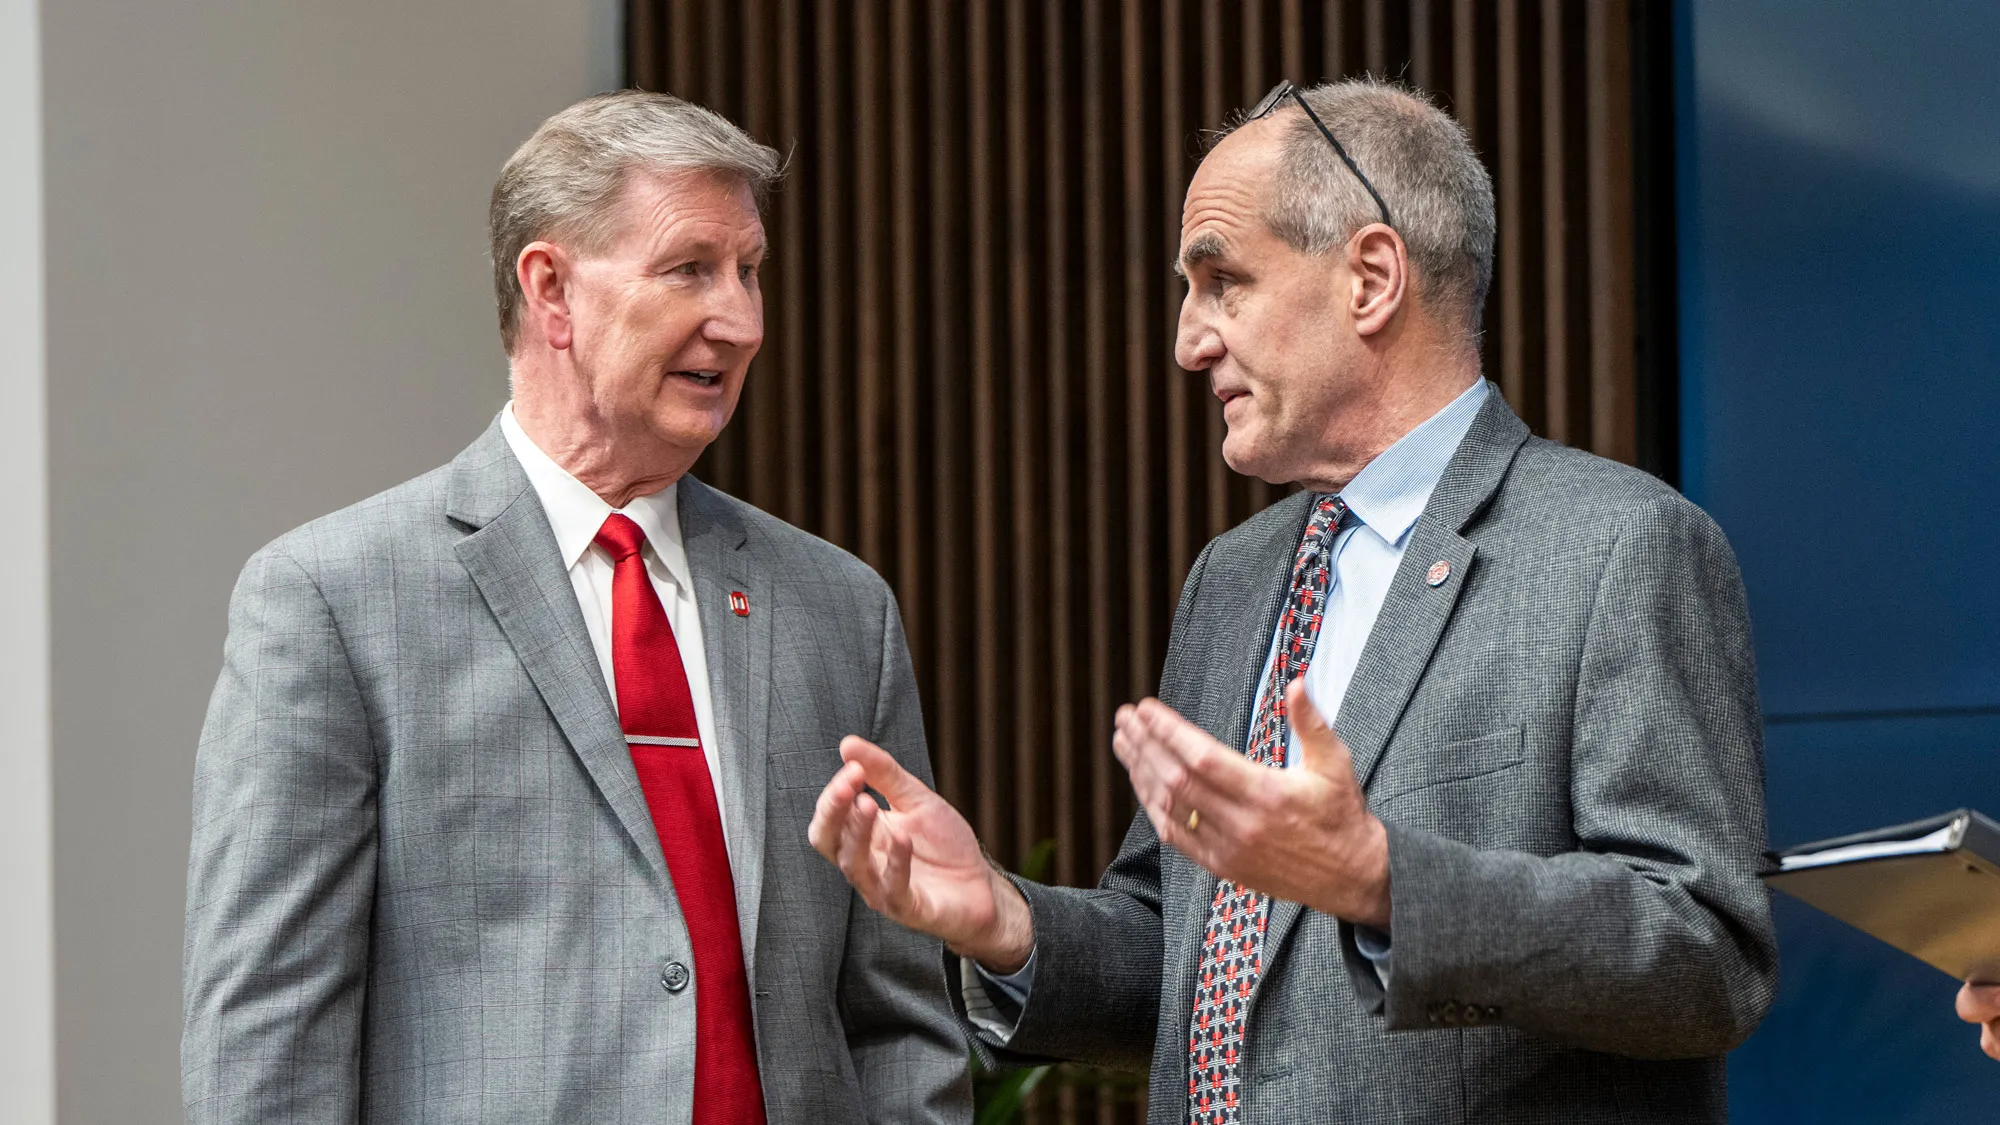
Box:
[516,241,576,351]
[1344,224,1408,338]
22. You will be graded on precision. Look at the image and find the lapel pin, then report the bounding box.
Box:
[729,590,750,617]
[1426,560,1451,587]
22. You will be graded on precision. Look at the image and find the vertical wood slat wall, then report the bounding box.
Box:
[630,8,1650,1112]
[631,0,1648,874]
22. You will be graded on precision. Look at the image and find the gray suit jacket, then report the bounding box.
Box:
[959,392,1777,1122]
[183,418,971,1124]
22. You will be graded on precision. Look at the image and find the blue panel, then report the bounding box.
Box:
[1678,0,2000,717]
[1678,2,2000,1118]
[1732,715,2000,1122]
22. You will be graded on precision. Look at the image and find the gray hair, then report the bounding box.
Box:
[489,90,784,353]
[1225,78,1495,336]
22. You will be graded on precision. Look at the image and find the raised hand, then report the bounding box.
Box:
[1112,679,1391,928]
[809,735,1034,973]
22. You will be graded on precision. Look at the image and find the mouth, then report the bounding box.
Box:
[670,369,723,388]
[1214,387,1248,407]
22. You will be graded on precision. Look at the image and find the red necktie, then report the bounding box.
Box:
[1186,495,1347,1125]
[595,513,766,1124]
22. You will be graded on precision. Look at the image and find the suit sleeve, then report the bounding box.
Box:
[182,544,378,1123]
[1353,494,1779,1058]
[836,589,975,1123]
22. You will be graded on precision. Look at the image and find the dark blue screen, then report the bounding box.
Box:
[1677,1,2000,1117]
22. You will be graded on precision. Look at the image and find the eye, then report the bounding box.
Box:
[738,263,760,282]
[670,261,700,277]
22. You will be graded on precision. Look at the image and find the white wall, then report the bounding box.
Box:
[0,0,52,1120]
[38,0,620,1119]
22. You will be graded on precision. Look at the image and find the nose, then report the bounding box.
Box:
[703,271,764,351]
[1174,290,1223,372]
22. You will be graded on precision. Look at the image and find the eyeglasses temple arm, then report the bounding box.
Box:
[1290,90,1394,229]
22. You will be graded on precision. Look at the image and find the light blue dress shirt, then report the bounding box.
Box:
[965,379,1492,1040]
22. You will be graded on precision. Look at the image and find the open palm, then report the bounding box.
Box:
[810,736,1017,960]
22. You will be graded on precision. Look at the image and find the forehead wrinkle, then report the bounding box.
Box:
[628,181,766,264]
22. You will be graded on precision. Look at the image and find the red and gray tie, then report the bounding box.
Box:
[596,513,767,1125]
[1185,494,1348,1125]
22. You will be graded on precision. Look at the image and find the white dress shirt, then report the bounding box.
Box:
[964,379,1492,1041]
[499,404,730,847]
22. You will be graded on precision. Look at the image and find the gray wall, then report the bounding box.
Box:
[1,0,52,1120]
[38,0,621,1119]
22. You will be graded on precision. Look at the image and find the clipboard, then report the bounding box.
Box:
[1762,808,2000,981]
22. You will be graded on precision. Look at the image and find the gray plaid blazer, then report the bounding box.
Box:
[183,418,971,1124]
[955,390,1777,1123]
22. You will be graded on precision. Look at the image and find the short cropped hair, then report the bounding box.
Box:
[1223,78,1496,336]
[488,91,784,353]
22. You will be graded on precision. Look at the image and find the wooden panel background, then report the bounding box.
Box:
[629,3,1663,1118]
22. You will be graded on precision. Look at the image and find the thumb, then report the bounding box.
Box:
[1286,679,1356,780]
[840,735,933,808]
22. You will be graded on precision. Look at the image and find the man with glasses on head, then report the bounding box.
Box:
[812,78,1775,1122]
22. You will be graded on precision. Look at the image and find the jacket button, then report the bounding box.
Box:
[1461,1003,1482,1025]
[1441,1003,1460,1026]
[662,961,690,992]
[1484,1006,1502,1021]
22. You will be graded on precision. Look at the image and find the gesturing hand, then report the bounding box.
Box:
[808,736,1035,973]
[1112,679,1391,929]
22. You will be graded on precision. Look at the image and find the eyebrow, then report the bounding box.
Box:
[1173,232,1227,279]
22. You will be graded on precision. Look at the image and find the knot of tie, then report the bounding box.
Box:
[594,513,648,562]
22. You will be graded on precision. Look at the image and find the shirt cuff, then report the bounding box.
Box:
[961,949,1038,1045]
[1354,924,1393,987]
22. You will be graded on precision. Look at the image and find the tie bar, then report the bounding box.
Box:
[625,735,700,747]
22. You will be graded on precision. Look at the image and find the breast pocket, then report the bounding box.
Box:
[1369,727,1529,844]
[769,746,843,791]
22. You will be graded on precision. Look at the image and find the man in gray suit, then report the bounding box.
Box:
[812,79,1776,1122]
[183,92,970,1124]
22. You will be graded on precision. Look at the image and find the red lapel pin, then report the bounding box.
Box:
[729,590,750,617]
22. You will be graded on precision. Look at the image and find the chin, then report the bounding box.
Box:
[650,397,739,449]
[1220,431,1279,484]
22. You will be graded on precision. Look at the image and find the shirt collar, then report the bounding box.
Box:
[499,403,693,591]
[1337,379,1490,548]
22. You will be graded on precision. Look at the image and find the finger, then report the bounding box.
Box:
[808,761,870,859]
[1113,719,1177,812]
[875,821,916,916]
[841,735,931,807]
[835,791,884,899]
[1135,698,1263,806]
[1115,718,1180,835]
[1958,981,2000,1023]
[1286,679,1358,780]
[1985,1021,2000,1061]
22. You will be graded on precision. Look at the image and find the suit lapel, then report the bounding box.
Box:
[1338,389,1529,790]
[677,476,773,988]
[446,420,673,897]
[1253,389,1530,1007]
[1336,517,1477,789]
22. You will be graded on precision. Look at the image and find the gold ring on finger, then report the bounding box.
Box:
[1186,808,1200,831]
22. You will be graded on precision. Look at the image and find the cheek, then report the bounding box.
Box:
[613,291,705,355]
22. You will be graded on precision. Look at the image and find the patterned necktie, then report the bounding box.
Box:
[595,514,767,1125]
[1185,494,1349,1125]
